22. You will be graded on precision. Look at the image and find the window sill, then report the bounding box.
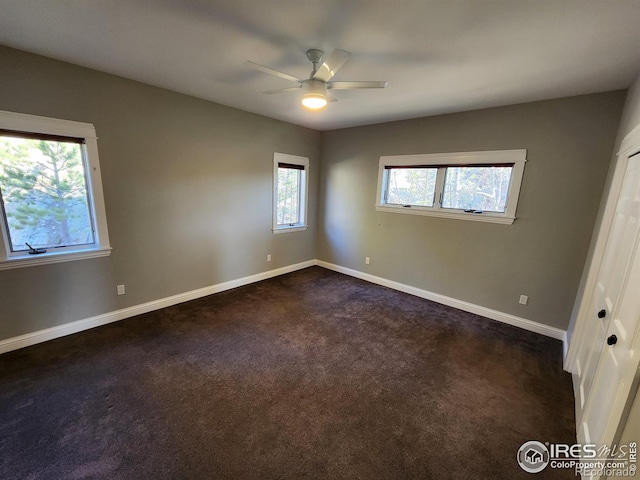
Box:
[272,225,308,234]
[0,247,112,271]
[375,205,515,225]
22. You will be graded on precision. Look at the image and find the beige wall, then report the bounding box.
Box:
[615,73,640,143]
[0,46,321,340]
[317,93,625,330]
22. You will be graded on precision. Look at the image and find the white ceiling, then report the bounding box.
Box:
[1,0,640,131]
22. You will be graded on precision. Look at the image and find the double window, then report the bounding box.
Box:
[272,152,309,233]
[376,150,526,224]
[0,110,111,269]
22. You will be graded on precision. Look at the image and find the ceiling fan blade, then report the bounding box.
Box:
[312,49,351,82]
[246,61,302,83]
[328,81,389,90]
[263,86,302,94]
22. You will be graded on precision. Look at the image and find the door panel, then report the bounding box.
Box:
[575,156,640,418]
[578,154,640,464]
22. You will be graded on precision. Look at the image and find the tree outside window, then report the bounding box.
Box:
[0,135,94,252]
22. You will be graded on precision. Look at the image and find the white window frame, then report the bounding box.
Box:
[375,149,527,225]
[272,152,309,234]
[0,110,111,270]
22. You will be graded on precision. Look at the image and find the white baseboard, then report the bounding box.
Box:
[1,258,566,355]
[316,260,567,341]
[0,260,315,355]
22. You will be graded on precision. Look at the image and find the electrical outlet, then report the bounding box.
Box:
[365,257,370,265]
[117,284,125,296]
[519,295,528,305]
[267,254,271,262]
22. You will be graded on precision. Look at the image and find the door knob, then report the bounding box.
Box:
[607,335,618,346]
[598,309,606,319]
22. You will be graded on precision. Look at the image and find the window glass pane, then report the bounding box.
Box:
[276,167,300,225]
[442,166,512,213]
[386,168,437,207]
[0,135,95,252]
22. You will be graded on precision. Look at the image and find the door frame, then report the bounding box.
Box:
[565,122,640,421]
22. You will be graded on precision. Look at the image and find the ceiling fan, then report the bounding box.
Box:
[247,49,388,110]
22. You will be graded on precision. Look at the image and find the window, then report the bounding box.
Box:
[386,167,438,207]
[376,150,526,224]
[0,110,111,269]
[273,152,309,233]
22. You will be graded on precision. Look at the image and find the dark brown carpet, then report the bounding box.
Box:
[0,266,575,479]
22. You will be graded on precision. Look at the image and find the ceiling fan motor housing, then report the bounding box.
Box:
[303,79,327,94]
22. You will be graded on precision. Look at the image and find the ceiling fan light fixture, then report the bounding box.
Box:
[301,79,328,110]
[301,93,328,110]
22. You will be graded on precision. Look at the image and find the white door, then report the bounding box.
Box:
[574,154,639,415]
[578,152,640,457]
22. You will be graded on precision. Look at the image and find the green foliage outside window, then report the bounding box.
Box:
[0,136,94,251]
[276,167,300,225]
[386,168,437,206]
[442,166,511,212]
